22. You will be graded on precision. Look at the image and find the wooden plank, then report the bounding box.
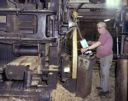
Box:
[72,27,78,79]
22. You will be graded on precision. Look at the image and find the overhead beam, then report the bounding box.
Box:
[79,15,114,20]
[77,10,116,20]
[78,9,116,15]
[68,3,110,9]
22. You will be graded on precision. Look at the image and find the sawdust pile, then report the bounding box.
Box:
[51,83,83,101]
[51,69,115,101]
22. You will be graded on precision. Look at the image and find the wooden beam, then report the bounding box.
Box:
[72,27,78,79]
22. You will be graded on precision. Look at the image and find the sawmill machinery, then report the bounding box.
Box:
[0,0,127,100]
[0,0,63,100]
[0,0,88,100]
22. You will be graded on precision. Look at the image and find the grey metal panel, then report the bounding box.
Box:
[0,44,15,65]
[0,8,57,43]
[76,55,96,98]
[37,14,46,38]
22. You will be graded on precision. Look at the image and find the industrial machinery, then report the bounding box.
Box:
[0,0,127,101]
[0,0,63,100]
[0,0,87,100]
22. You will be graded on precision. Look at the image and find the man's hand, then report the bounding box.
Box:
[81,48,88,53]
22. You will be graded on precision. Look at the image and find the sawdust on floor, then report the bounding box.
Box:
[51,68,115,101]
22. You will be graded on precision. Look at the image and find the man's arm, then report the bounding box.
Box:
[81,41,101,52]
[88,41,96,45]
[88,41,101,50]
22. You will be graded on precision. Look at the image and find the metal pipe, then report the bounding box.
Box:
[13,46,38,55]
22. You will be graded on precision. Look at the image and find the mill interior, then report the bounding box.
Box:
[0,0,127,101]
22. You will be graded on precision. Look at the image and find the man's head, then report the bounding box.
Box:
[97,22,107,34]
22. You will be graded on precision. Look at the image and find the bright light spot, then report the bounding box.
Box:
[104,19,111,22]
[106,0,121,9]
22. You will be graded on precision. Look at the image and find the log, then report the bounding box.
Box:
[7,56,41,74]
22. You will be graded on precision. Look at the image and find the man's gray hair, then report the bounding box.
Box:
[97,22,107,28]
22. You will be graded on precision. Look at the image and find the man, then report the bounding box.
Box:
[81,22,113,96]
